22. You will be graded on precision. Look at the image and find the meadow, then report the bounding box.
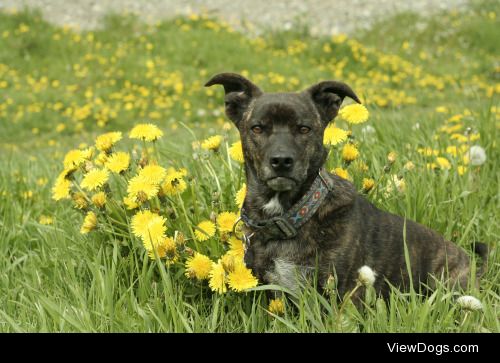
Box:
[0,1,498,332]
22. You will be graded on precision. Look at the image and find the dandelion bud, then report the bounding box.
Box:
[73,192,88,210]
[387,151,397,165]
[325,274,336,292]
[210,211,217,223]
[362,178,375,192]
[221,254,236,273]
[174,231,186,246]
[457,296,483,311]
[268,298,285,316]
[357,265,376,286]
[383,165,391,173]
[91,192,106,209]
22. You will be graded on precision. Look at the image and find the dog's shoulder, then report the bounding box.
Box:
[318,172,358,219]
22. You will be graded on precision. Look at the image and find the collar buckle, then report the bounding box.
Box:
[270,217,297,239]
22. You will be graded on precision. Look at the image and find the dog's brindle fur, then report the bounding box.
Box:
[205,73,486,299]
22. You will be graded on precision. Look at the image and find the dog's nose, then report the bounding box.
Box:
[270,156,294,172]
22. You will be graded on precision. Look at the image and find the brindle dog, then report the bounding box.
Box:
[205,72,487,299]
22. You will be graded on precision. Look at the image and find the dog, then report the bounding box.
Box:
[205,72,487,300]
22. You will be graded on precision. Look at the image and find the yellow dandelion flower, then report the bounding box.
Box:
[436,157,451,170]
[342,143,359,162]
[221,253,238,273]
[95,152,108,166]
[229,141,244,163]
[185,253,213,280]
[333,167,351,181]
[323,125,348,146]
[404,161,415,171]
[387,151,397,164]
[160,170,187,196]
[417,147,439,157]
[127,175,159,202]
[52,177,71,201]
[123,195,139,210]
[362,178,375,192]
[81,168,109,191]
[105,152,130,173]
[95,131,122,152]
[129,123,163,142]
[217,211,238,233]
[63,149,88,170]
[338,104,369,124]
[227,264,258,292]
[209,260,228,294]
[457,165,467,176]
[39,215,53,225]
[235,183,246,208]
[130,210,167,248]
[194,220,216,241]
[162,237,179,264]
[147,236,176,260]
[228,236,245,259]
[91,192,106,208]
[80,211,97,234]
[72,192,88,209]
[138,164,167,184]
[268,298,285,315]
[201,135,223,151]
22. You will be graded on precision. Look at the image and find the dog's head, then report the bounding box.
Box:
[205,73,360,192]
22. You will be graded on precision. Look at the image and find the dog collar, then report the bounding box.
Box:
[237,168,334,242]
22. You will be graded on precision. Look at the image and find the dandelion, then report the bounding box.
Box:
[268,298,285,315]
[63,149,92,170]
[333,167,351,181]
[357,265,376,286]
[95,131,122,152]
[338,104,369,124]
[404,161,415,171]
[342,143,359,162]
[138,164,167,184]
[217,211,238,233]
[229,141,244,163]
[221,253,237,273]
[52,177,71,201]
[80,211,97,234]
[362,178,375,192]
[81,169,109,191]
[201,135,223,151]
[457,165,467,176]
[129,123,163,142]
[127,175,159,202]
[72,192,88,209]
[436,157,451,170]
[457,296,483,311]
[235,183,246,208]
[227,236,245,259]
[123,195,139,210]
[323,125,348,146]
[209,260,228,294]
[130,210,167,248]
[105,152,130,173]
[387,151,397,164]
[161,168,187,196]
[194,220,216,241]
[386,175,406,194]
[468,146,486,166]
[227,264,258,292]
[185,253,213,280]
[39,215,53,225]
[91,192,106,208]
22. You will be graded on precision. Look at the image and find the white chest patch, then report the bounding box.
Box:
[266,259,309,293]
[262,194,283,216]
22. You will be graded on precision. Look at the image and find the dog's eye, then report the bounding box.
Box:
[298,126,311,134]
[251,125,264,134]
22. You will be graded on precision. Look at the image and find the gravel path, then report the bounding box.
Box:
[1,0,470,34]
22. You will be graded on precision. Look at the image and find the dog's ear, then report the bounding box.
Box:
[306,81,361,123]
[205,73,263,126]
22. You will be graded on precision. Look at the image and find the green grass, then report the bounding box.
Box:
[0,3,498,332]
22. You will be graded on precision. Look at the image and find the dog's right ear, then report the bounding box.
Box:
[205,73,262,126]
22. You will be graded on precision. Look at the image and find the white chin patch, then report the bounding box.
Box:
[262,193,283,216]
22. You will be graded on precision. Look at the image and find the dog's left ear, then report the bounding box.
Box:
[205,72,263,127]
[306,81,361,123]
